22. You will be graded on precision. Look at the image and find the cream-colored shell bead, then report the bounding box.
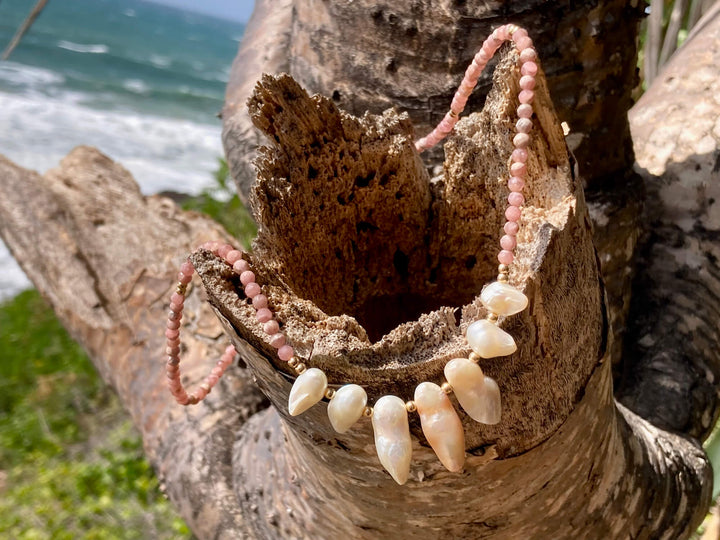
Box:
[414,382,466,472]
[466,319,517,358]
[372,395,412,485]
[288,368,327,416]
[327,384,367,433]
[480,281,528,316]
[444,358,501,424]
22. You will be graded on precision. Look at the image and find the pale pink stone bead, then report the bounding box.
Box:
[269,333,286,348]
[516,118,533,133]
[207,374,219,387]
[511,148,528,163]
[200,241,214,251]
[500,235,517,250]
[482,41,498,57]
[517,104,533,118]
[438,117,454,134]
[519,90,535,104]
[498,250,514,264]
[245,282,261,298]
[451,96,467,114]
[521,61,538,77]
[169,302,183,313]
[505,221,520,235]
[515,36,533,51]
[165,328,180,340]
[278,345,295,362]
[505,205,522,222]
[415,138,428,151]
[180,261,194,275]
[520,48,537,62]
[166,337,180,347]
[493,26,509,41]
[459,79,475,94]
[167,320,181,330]
[519,75,536,90]
[224,344,236,357]
[465,61,483,80]
[240,270,255,285]
[263,320,280,335]
[511,27,528,43]
[256,308,273,323]
[226,250,243,264]
[218,244,233,258]
[207,241,221,253]
[195,387,208,401]
[474,49,490,64]
[508,176,525,192]
[170,292,184,305]
[211,366,224,378]
[513,133,530,148]
[233,259,250,274]
[252,294,268,309]
[508,192,525,206]
[510,162,526,176]
[166,346,180,355]
[168,310,181,320]
[178,272,192,285]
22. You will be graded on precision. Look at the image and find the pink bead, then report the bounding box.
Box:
[508,176,525,192]
[465,61,483,81]
[508,192,525,206]
[500,235,517,250]
[240,271,255,285]
[516,118,533,134]
[218,244,233,258]
[482,41,498,57]
[207,241,221,253]
[269,333,286,348]
[252,294,268,309]
[178,272,192,285]
[180,261,194,276]
[505,205,522,222]
[166,346,180,356]
[513,133,530,148]
[278,345,295,362]
[233,259,250,274]
[510,162,526,176]
[515,36,533,51]
[166,337,180,347]
[166,319,181,330]
[519,75,536,90]
[170,292,184,305]
[520,48,537,63]
[200,241,213,250]
[224,345,236,357]
[169,302,183,314]
[519,90,535,104]
[493,26,509,42]
[511,27,528,43]
[256,308,272,323]
[498,250,515,265]
[474,49,490,64]
[504,221,520,235]
[263,320,279,335]
[165,328,179,340]
[511,148,528,163]
[207,374,219,387]
[211,366,224,378]
[517,104,533,118]
[195,388,208,401]
[245,282,261,298]
[521,61,538,77]
[226,250,243,264]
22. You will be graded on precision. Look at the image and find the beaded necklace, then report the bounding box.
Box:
[165,24,536,485]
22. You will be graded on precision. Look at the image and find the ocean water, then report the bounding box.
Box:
[0,0,247,299]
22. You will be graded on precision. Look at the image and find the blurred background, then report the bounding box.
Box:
[0,0,253,537]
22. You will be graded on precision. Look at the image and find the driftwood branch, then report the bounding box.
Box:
[2,0,49,60]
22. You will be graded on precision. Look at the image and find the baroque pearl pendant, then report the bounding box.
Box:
[444,358,501,424]
[480,281,528,316]
[328,384,367,433]
[288,368,327,416]
[372,395,412,485]
[466,319,517,358]
[414,382,466,472]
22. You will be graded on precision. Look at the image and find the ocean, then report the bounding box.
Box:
[0,0,247,299]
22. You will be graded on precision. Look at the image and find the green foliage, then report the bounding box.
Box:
[0,290,191,538]
[181,158,257,248]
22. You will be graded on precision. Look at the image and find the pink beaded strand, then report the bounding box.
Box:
[165,242,296,406]
[415,23,537,268]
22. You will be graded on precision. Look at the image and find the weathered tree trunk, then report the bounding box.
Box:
[1,2,719,539]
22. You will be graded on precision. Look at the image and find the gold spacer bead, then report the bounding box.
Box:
[295,363,307,374]
[498,264,509,274]
[441,382,453,394]
[200,383,211,393]
[363,406,374,417]
[497,273,510,283]
[468,352,481,363]
[405,400,417,413]
[324,388,336,400]
[287,357,299,368]
[449,109,459,118]
[176,282,187,295]
[507,24,519,36]
[487,313,499,323]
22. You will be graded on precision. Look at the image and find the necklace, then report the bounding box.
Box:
[165,24,536,485]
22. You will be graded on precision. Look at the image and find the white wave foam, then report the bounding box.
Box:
[0,62,65,89]
[124,8,136,17]
[122,78,150,94]
[149,54,172,68]
[57,40,109,54]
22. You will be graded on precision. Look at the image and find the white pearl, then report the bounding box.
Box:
[466,319,517,358]
[414,382,465,472]
[372,395,412,485]
[288,368,327,416]
[480,281,528,316]
[327,384,367,433]
[444,358,501,424]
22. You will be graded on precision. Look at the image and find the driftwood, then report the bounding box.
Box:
[2,0,50,60]
[1,3,719,539]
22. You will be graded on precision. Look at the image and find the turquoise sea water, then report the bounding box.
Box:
[0,0,247,297]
